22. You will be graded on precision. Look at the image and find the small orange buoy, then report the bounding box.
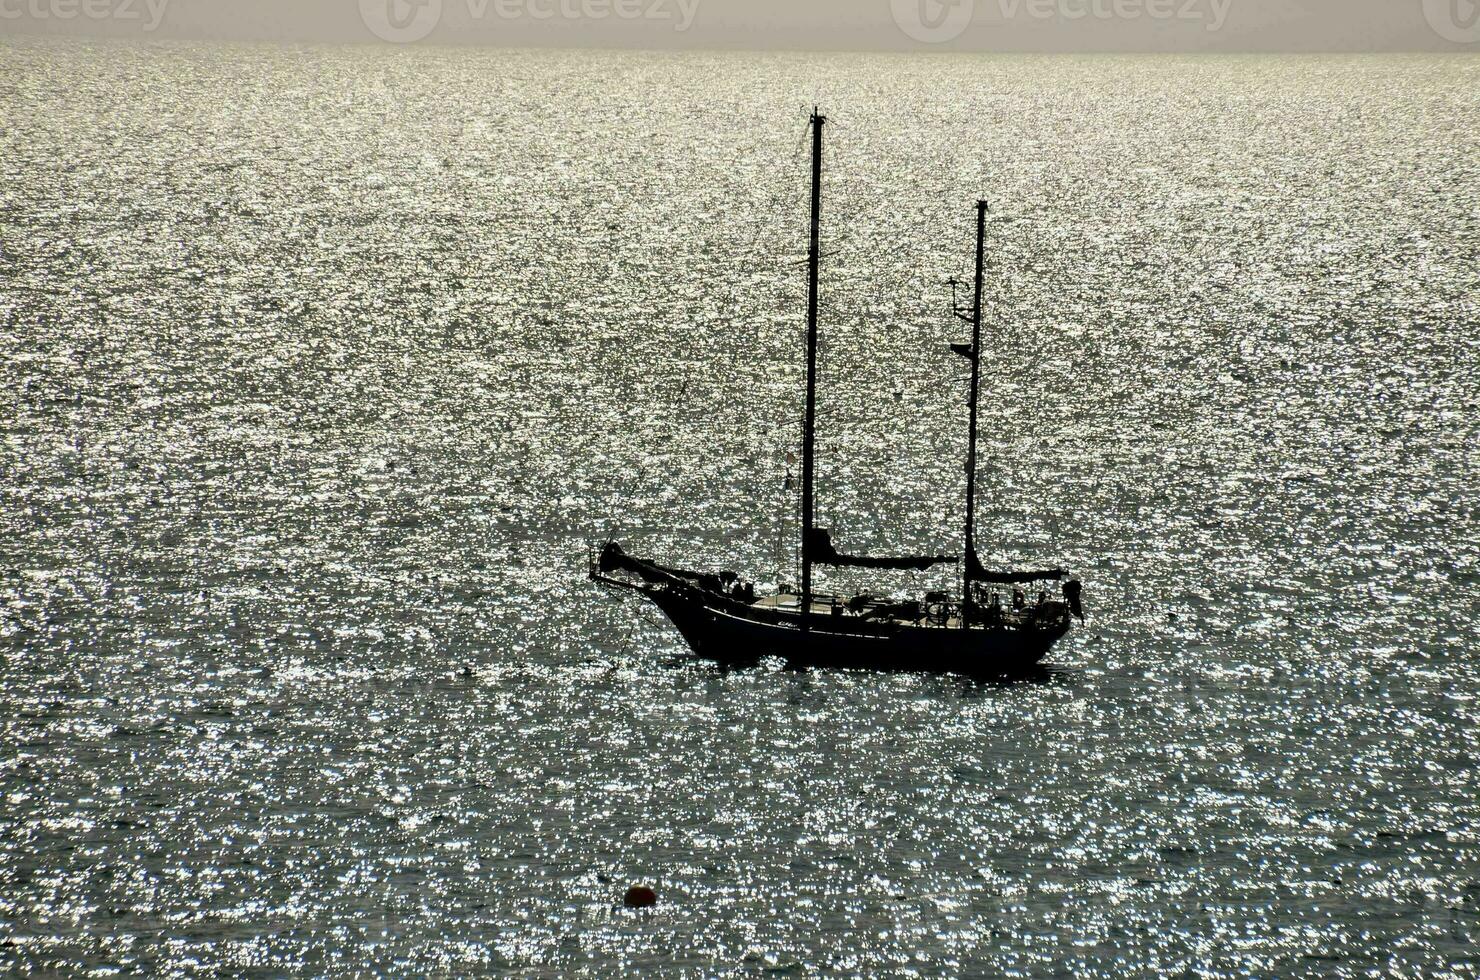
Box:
[622,885,658,909]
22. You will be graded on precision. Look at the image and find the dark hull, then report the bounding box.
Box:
[647,588,1068,677]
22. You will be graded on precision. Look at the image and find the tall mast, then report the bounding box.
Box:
[963,200,988,609]
[800,110,825,628]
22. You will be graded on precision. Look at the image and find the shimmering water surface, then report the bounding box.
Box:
[2,38,1478,976]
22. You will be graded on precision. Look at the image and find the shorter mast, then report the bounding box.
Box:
[963,200,988,610]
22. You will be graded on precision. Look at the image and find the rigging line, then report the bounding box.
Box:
[788,110,812,164]
[755,418,804,436]
[979,318,1063,399]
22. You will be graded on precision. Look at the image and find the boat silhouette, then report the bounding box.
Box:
[593,111,1084,676]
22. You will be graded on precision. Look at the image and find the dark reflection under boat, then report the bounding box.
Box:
[657,651,1075,689]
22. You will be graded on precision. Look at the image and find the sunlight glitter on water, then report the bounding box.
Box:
[2,38,1478,977]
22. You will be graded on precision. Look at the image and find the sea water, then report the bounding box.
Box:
[1,38,1477,975]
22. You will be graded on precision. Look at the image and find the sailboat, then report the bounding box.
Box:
[592,111,1084,676]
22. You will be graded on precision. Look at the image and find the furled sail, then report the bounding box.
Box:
[950,343,975,360]
[808,529,956,571]
[599,541,691,584]
[598,542,739,594]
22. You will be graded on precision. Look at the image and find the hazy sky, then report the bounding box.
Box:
[1,0,1476,51]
